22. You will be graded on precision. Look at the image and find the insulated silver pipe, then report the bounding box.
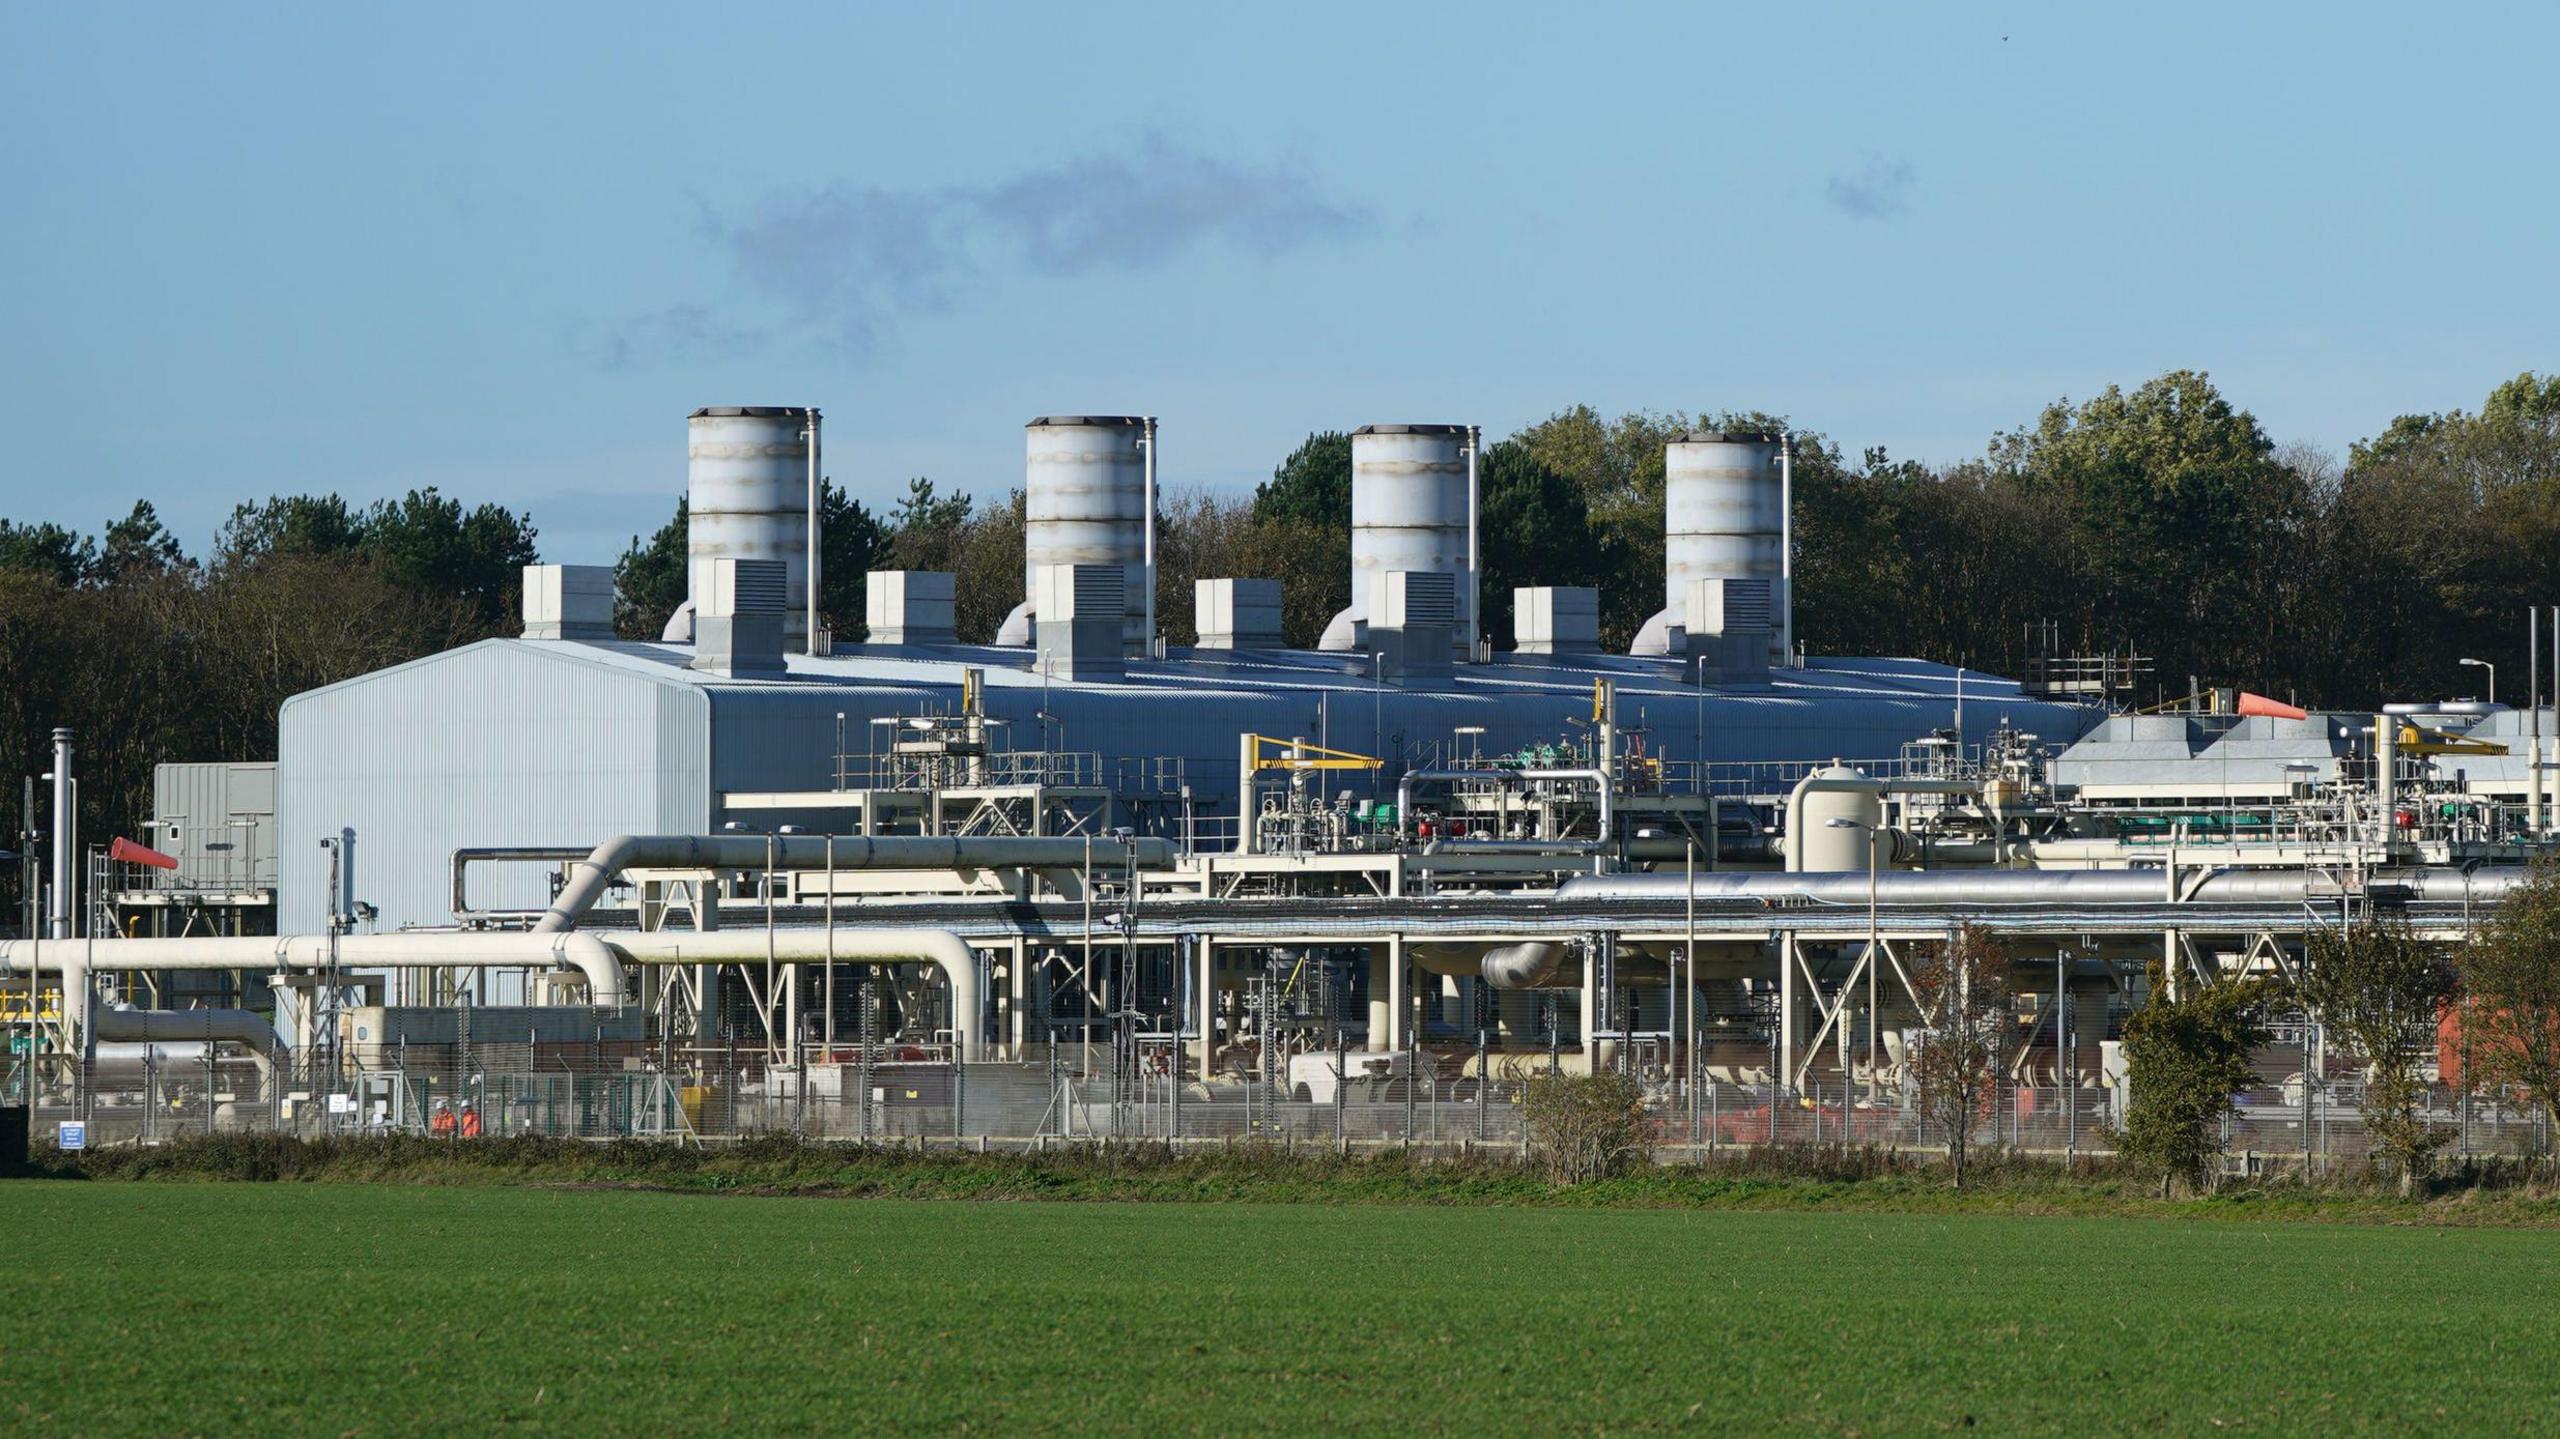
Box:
[1410,940,1567,989]
[91,1004,280,1078]
[1558,866,2529,907]
[0,931,631,1056]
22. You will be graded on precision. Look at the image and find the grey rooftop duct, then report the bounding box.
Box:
[865,570,956,645]
[520,564,616,641]
[1195,578,1283,650]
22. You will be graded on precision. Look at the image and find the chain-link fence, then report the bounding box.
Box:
[18,1044,2560,1170]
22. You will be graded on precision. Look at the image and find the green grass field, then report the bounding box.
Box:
[8,1182,2558,1433]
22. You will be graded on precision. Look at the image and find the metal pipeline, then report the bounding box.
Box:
[1557,866,2532,908]
[528,833,1176,934]
[0,931,631,1038]
[1409,940,1570,989]
[452,846,588,922]
[3,928,988,1061]
[1425,839,1604,856]
[604,928,984,1061]
[91,1003,280,1078]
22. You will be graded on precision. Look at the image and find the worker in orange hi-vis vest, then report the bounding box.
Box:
[458,1103,482,1139]
[429,1099,456,1138]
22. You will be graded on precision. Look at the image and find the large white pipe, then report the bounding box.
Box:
[1411,940,1568,989]
[91,1004,280,1079]
[0,932,630,1045]
[530,833,1174,934]
[4,928,988,1060]
[605,928,985,1061]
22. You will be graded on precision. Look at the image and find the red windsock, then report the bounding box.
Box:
[109,836,179,870]
[2236,691,2308,720]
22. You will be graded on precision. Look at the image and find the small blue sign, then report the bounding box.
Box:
[57,1121,85,1151]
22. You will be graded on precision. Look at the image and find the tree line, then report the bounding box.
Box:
[0,492,537,923]
[615,368,2560,713]
[4,368,2556,920]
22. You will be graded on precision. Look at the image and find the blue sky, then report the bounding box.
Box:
[5,4,2554,563]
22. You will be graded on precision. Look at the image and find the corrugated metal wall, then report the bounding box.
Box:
[278,642,710,931]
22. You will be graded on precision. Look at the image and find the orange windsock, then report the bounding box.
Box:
[2236,691,2308,720]
[109,836,179,870]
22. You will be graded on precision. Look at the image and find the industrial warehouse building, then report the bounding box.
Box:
[275,636,2090,932]
[32,401,2552,1162]
[264,407,2098,933]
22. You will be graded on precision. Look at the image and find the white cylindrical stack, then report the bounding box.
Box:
[1320,424,1474,652]
[1000,416,1150,653]
[684,406,812,644]
[1635,430,1787,660]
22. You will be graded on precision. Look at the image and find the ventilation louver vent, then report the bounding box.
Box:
[1071,566,1126,618]
[1373,570,1457,630]
[1722,578,1772,632]
[721,559,787,616]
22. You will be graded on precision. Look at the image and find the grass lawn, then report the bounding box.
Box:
[6,1181,2557,1433]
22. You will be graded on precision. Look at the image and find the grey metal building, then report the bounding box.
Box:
[276,634,2096,933]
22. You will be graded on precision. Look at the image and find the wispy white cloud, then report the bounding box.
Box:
[1826,154,1915,220]
[598,134,1374,364]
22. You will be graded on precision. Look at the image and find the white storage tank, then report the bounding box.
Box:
[1634,430,1786,662]
[1784,763,1886,872]
[674,407,812,644]
[996,416,1150,652]
[1319,424,1474,653]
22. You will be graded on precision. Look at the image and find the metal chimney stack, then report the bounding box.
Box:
[1319,424,1477,657]
[1633,430,1789,666]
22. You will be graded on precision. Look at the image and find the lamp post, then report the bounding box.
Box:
[2460,657,2496,706]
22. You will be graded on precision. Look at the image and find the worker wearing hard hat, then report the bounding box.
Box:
[458,1103,482,1139]
[429,1098,456,1138]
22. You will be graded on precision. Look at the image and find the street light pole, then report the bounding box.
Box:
[2460,657,2496,707]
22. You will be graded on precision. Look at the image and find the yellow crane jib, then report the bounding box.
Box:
[2392,721,2506,758]
[1241,733,1383,774]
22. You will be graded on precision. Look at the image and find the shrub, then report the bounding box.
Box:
[1521,1071,1652,1184]
[2114,971,2272,1196]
